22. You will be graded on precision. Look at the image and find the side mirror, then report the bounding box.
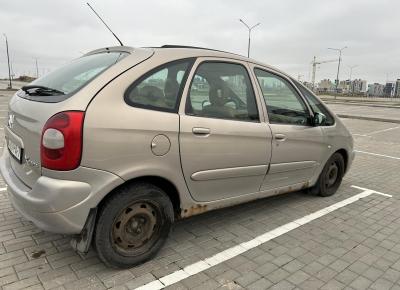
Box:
[313,112,326,126]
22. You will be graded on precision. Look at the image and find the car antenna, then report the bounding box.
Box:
[86,2,124,46]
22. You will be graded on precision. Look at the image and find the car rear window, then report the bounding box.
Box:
[18,51,128,102]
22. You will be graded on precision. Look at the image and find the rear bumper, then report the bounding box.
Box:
[0,149,123,234]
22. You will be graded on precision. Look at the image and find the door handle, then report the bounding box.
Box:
[192,127,211,136]
[274,133,286,141]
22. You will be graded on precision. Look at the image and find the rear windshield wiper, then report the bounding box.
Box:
[21,85,65,96]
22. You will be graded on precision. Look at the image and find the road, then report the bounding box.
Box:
[0,91,399,289]
[0,80,27,90]
[327,103,400,123]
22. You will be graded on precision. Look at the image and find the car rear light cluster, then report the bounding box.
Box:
[41,111,85,171]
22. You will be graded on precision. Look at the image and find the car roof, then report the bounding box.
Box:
[86,45,291,79]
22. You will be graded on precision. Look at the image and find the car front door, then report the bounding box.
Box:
[252,66,328,191]
[179,59,272,202]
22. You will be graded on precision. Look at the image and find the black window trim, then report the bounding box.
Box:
[184,60,261,123]
[124,57,196,113]
[253,66,315,126]
[292,79,336,126]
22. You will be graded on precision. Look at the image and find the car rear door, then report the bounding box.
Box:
[251,65,328,191]
[179,58,272,202]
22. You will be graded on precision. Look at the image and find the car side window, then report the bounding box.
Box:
[294,82,335,126]
[254,69,311,126]
[186,62,259,122]
[125,59,193,112]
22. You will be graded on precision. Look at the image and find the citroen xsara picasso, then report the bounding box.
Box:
[0,46,354,268]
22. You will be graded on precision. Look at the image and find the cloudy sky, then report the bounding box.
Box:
[0,0,398,84]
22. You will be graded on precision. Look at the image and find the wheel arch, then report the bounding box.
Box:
[335,148,349,173]
[97,175,182,219]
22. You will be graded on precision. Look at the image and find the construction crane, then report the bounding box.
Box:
[311,56,338,90]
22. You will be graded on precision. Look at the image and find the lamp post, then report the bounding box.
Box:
[328,46,347,97]
[3,33,12,89]
[34,58,39,78]
[348,65,358,81]
[239,19,260,58]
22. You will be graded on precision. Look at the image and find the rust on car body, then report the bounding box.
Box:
[181,204,208,218]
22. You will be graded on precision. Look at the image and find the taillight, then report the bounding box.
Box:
[41,111,85,171]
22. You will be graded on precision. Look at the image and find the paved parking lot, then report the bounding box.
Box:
[0,90,400,290]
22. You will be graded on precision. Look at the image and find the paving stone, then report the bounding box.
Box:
[191,278,220,290]
[283,260,305,273]
[247,278,272,290]
[299,277,325,289]
[181,273,210,289]
[268,268,291,284]
[362,266,384,281]
[234,271,261,287]
[269,280,295,290]
[334,268,358,285]
[3,277,40,290]
[320,279,345,290]
[349,276,373,290]
[125,273,156,289]
[0,274,18,287]
[328,259,350,272]
[286,270,310,285]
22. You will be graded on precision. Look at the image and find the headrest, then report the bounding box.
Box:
[140,85,164,101]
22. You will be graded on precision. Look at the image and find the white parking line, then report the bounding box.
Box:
[367,126,400,135]
[0,187,7,192]
[135,186,391,290]
[355,150,400,160]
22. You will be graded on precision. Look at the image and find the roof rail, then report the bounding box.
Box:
[160,45,243,57]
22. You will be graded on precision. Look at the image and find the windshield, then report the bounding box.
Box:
[20,51,128,102]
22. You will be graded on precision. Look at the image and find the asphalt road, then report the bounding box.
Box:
[0,91,399,290]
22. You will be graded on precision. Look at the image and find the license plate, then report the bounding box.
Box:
[7,139,22,163]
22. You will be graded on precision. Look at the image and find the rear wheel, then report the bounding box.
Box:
[94,183,174,268]
[309,152,345,197]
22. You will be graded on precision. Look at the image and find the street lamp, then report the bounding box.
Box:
[328,46,347,95]
[239,19,260,58]
[348,65,358,81]
[34,58,39,78]
[3,33,12,89]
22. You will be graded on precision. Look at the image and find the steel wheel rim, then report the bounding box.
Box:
[112,201,160,256]
[325,161,339,188]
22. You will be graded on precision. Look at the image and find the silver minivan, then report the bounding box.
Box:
[0,45,354,268]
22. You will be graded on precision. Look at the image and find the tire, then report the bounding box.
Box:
[94,183,174,268]
[309,152,345,197]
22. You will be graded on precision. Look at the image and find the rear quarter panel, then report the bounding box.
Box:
[81,53,193,210]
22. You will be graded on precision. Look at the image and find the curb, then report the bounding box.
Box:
[337,114,400,124]
[324,101,400,109]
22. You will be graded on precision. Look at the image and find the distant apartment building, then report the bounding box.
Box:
[317,79,334,92]
[395,79,400,97]
[383,82,395,97]
[338,80,351,93]
[302,81,314,91]
[352,79,367,94]
[338,79,367,94]
[368,83,385,97]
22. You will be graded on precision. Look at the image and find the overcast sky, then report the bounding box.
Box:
[0,0,398,84]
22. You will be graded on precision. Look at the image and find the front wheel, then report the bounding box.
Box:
[309,152,345,197]
[94,183,174,268]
